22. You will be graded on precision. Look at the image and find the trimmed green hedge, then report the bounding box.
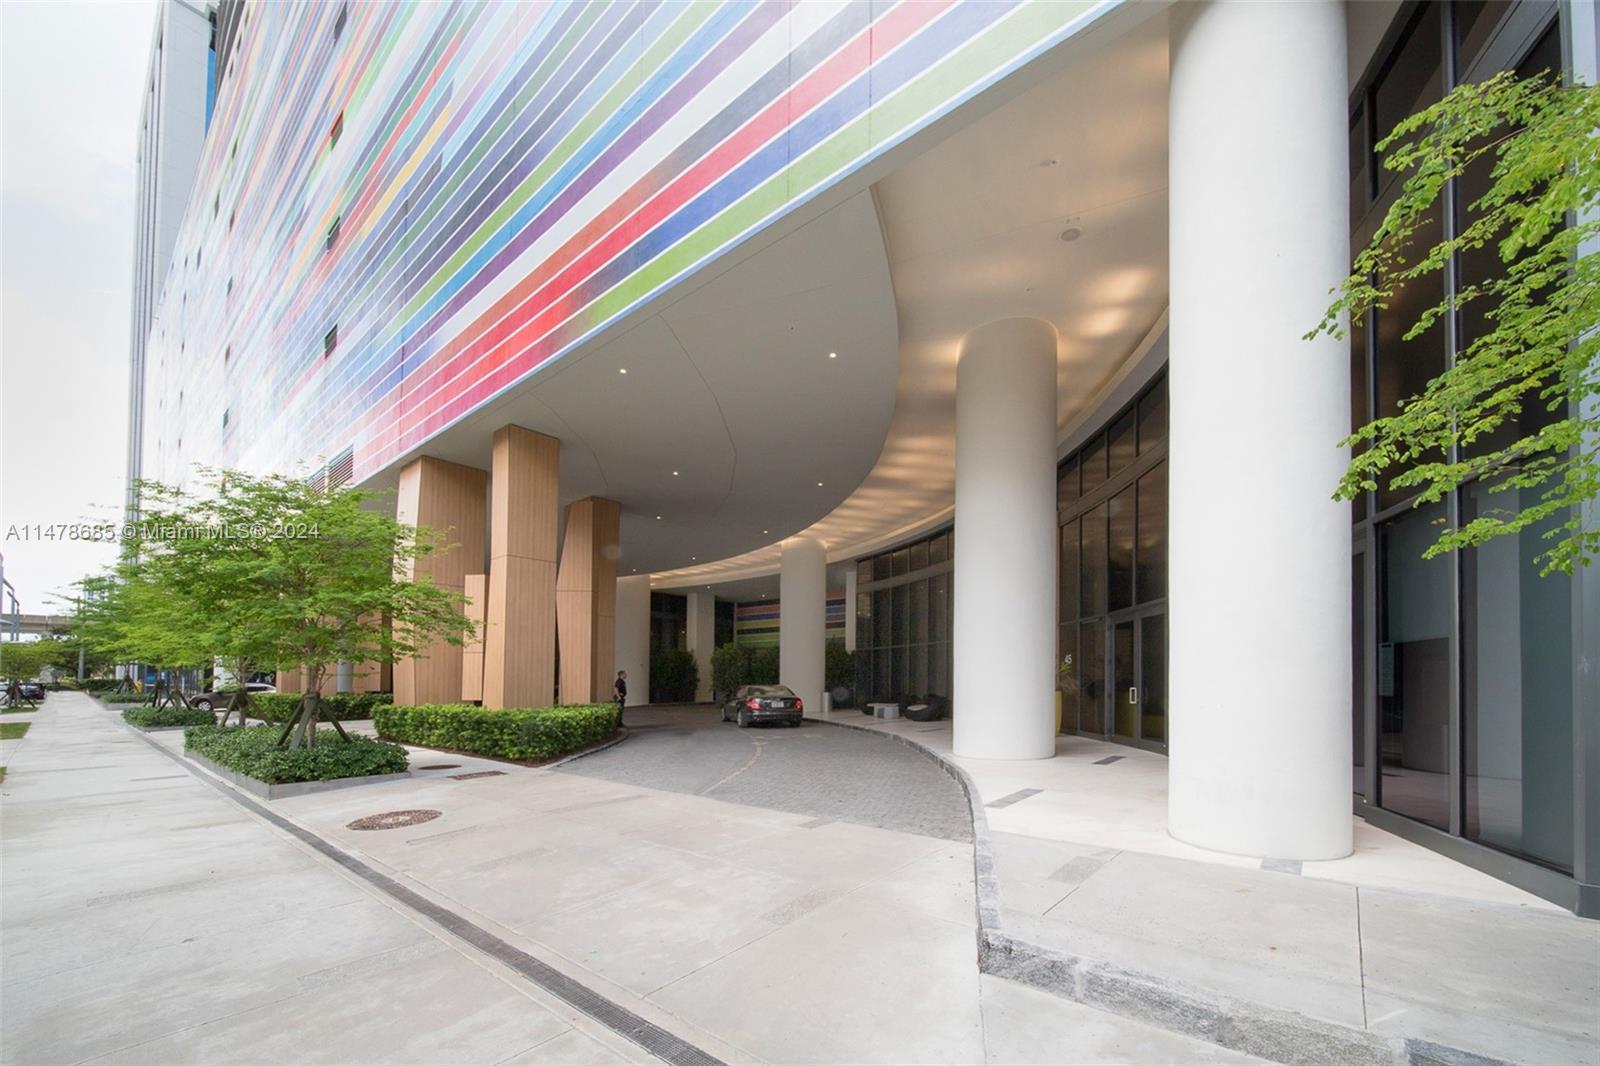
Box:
[650,648,699,702]
[80,679,123,693]
[184,725,407,784]
[100,692,156,705]
[245,692,393,722]
[123,705,216,729]
[374,702,619,762]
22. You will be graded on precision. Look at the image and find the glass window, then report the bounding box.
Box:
[910,579,929,646]
[874,589,892,649]
[1350,105,1370,221]
[892,584,910,647]
[910,539,929,572]
[929,572,950,646]
[1078,622,1104,735]
[1107,487,1135,612]
[1378,503,1453,831]
[1137,375,1168,455]
[1081,435,1107,495]
[1372,4,1442,186]
[874,553,892,581]
[857,559,873,588]
[929,532,950,565]
[910,642,929,697]
[1461,479,1574,872]
[1080,503,1107,618]
[1140,614,1165,743]
[856,591,872,643]
[1058,456,1080,509]
[930,642,950,699]
[1454,0,1505,74]
[1351,310,1369,523]
[1107,409,1137,477]
[1135,462,1167,603]
[1058,624,1078,733]
[1353,557,1366,797]
[892,547,911,578]
[1374,201,1447,510]
[1059,520,1080,624]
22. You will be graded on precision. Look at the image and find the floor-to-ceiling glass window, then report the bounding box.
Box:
[854,529,953,708]
[1057,372,1168,752]
[1350,2,1581,895]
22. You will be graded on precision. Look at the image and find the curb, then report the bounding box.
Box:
[810,716,1511,1066]
[545,725,632,769]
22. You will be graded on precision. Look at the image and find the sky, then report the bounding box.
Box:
[1,0,157,616]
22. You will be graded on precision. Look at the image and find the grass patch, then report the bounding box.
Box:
[374,702,619,762]
[184,725,407,784]
[0,722,31,740]
[123,705,217,729]
[0,766,6,782]
[2,705,37,714]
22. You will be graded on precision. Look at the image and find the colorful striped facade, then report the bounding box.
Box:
[140,0,1109,487]
[733,596,845,647]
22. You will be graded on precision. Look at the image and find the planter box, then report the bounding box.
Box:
[183,747,413,800]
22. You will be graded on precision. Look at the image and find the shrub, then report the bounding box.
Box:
[123,705,216,729]
[247,692,393,722]
[185,725,407,784]
[748,646,779,685]
[650,648,698,702]
[81,679,122,693]
[710,643,752,700]
[825,642,856,691]
[100,692,156,704]
[374,702,618,761]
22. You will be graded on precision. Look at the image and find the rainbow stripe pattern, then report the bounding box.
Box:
[142,0,1110,485]
[734,596,846,647]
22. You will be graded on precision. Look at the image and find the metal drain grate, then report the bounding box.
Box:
[416,763,462,770]
[347,809,442,831]
[448,770,506,781]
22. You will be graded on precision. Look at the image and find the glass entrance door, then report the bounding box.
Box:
[1103,609,1166,751]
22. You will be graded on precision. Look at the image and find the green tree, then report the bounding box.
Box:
[0,639,72,706]
[73,564,209,707]
[1310,70,1599,575]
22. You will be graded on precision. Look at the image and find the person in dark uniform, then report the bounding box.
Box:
[613,670,627,728]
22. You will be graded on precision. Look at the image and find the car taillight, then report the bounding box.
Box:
[745,698,761,710]
[794,698,804,712]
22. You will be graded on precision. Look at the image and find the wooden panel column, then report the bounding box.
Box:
[394,456,486,706]
[461,574,487,702]
[556,496,621,704]
[483,426,560,709]
[353,614,393,693]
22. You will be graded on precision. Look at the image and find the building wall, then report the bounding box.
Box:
[139,0,1120,488]
[732,597,845,648]
[127,0,214,512]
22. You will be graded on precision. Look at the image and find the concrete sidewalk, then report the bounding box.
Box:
[819,709,1600,1065]
[3,693,1258,1065]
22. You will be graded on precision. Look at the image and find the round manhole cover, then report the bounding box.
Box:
[416,763,461,770]
[347,809,442,831]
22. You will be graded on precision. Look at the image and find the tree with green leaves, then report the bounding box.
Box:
[1310,69,1598,576]
[73,562,208,709]
[0,639,71,706]
[144,469,469,749]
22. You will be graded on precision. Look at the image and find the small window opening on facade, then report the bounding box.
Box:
[326,214,341,251]
[330,111,344,148]
[324,325,338,357]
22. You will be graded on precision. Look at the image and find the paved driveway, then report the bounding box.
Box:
[558,706,971,842]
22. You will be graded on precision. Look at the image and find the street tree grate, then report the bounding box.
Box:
[448,770,506,781]
[348,809,442,831]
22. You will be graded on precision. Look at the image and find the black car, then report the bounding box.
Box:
[17,682,46,701]
[721,684,803,727]
[191,681,276,711]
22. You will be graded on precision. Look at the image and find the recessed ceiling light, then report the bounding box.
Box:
[618,367,628,374]
[691,556,697,561]
[671,470,679,476]
[816,481,824,487]
[655,515,662,520]
[1059,227,1083,242]
[828,351,837,359]
[762,529,769,534]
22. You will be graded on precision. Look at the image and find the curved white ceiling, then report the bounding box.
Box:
[656,11,1171,592]
[381,189,902,575]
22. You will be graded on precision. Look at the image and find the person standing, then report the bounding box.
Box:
[612,670,628,728]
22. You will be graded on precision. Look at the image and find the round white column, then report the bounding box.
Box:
[953,317,1059,760]
[1168,0,1352,860]
[614,575,651,707]
[334,661,354,694]
[779,537,826,715]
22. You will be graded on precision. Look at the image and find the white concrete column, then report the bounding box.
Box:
[614,575,650,707]
[952,318,1059,760]
[1167,0,1351,860]
[685,591,716,703]
[334,661,353,694]
[779,537,826,714]
[844,565,858,652]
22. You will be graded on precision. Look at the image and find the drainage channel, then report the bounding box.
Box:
[136,736,726,1066]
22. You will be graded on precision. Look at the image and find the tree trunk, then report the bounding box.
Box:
[224,687,249,727]
[290,690,321,749]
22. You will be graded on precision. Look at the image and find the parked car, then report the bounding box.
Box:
[190,681,276,711]
[17,682,46,701]
[720,684,803,727]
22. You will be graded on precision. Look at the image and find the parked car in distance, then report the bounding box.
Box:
[17,682,46,701]
[190,681,276,711]
[721,684,803,727]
